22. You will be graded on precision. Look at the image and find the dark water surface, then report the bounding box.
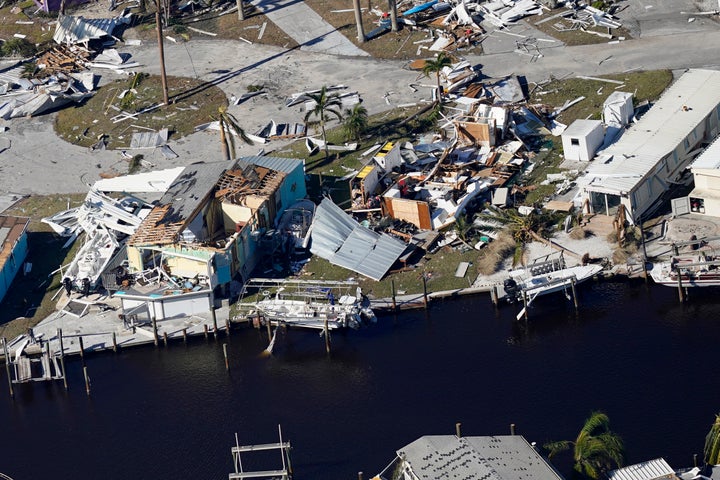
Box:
[2,280,719,479]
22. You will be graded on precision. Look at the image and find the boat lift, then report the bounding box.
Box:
[229,424,292,480]
[515,273,579,321]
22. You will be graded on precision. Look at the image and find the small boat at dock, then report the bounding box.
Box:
[649,253,720,287]
[501,253,602,320]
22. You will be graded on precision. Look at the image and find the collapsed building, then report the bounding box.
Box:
[115,157,306,319]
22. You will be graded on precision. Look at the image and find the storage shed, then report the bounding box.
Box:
[561,119,604,161]
[603,91,634,127]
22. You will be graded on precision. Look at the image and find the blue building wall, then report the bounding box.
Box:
[0,228,29,305]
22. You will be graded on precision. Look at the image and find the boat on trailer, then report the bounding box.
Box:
[649,253,720,287]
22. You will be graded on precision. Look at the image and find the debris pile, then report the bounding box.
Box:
[533,1,622,37]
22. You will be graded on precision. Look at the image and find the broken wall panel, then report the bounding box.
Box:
[384,197,432,230]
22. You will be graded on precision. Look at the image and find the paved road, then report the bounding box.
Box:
[249,0,369,56]
[0,0,719,196]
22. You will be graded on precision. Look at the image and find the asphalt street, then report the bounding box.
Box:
[0,0,718,196]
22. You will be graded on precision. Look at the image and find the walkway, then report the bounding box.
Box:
[248,0,369,56]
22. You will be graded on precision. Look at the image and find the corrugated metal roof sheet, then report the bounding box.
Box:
[585,69,720,194]
[241,156,304,174]
[309,198,406,281]
[397,435,563,480]
[53,15,128,44]
[690,135,720,170]
[607,458,675,480]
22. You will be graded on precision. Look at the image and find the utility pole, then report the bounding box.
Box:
[155,0,170,106]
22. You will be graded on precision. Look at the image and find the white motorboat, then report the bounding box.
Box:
[502,254,603,319]
[649,253,720,287]
[276,199,315,252]
[61,227,118,294]
[237,279,376,331]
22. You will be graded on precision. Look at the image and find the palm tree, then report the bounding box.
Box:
[422,52,453,104]
[342,103,368,142]
[475,205,550,266]
[545,411,624,479]
[304,86,343,160]
[212,106,252,161]
[704,413,720,465]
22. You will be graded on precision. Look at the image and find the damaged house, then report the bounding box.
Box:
[579,68,720,223]
[117,157,306,319]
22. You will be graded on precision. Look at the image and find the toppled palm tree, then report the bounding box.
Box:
[422,52,453,103]
[304,86,343,160]
[475,205,551,266]
[545,411,624,479]
[212,105,252,161]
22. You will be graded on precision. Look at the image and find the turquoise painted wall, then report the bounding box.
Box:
[0,231,28,305]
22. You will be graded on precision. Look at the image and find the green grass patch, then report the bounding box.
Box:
[302,247,480,299]
[54,74,228,150]
[530,70,674,126]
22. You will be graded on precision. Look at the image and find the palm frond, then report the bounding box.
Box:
[543,440,573,458]
[704,414,720,464]
[580,411,611,438]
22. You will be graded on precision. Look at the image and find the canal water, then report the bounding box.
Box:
[2,279,719,479]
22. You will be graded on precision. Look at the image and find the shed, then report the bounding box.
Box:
[603,91,634,127]
[0,216,30,305]
[562,119,604,161]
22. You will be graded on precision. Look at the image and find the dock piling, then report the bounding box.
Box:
[358,472,364,480]
[676,265,685,302]
[455,422,462,438]
[163,331,168,348]
[422,274,428,309]
[83,366,91,395]
[78,336,86,365]
[3,337,13,398]
[521,291,529,321]
[112,332,118,353]
[570,277,579,310]
[223,343,229,371]
[211,308,218,340]
[490,285,498,307]
[324,317,331,354]
[265,317,272,342]
[391,280,397,312]
[510,423,516,435]
[152,317,159,347]
[182,328,187,343]
[57,329,68,390]
[225,318,231,337]
[204,324,209,340]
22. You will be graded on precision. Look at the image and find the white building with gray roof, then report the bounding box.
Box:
[579,69,720,223]
[393,435,564,480]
